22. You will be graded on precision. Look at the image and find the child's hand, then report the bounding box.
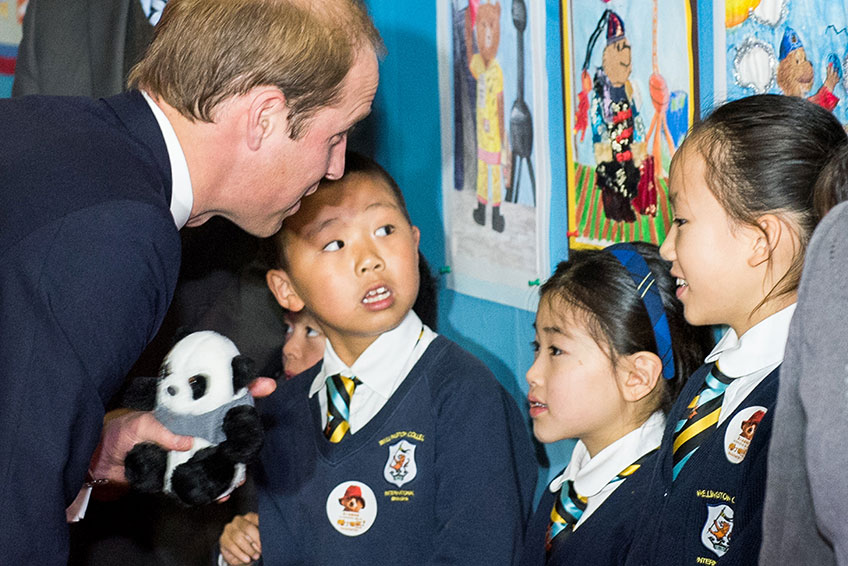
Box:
[248,376,277,398]
[220,512,262,565]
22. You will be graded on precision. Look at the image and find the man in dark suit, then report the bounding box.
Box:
[0,1,382,563]
[13,0,153,98]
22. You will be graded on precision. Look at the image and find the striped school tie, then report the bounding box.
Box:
[672,364,734,480]
[546,448,657,554]
[324,373,360,443]
[546,479,587,552]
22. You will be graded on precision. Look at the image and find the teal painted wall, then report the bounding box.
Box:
[359,1,575,491]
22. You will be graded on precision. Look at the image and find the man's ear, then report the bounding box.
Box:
[748,213,783,268]
[245,87,288,151]
[618,351,663,403]
[266,269,305,312]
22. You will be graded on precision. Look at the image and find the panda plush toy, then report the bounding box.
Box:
[123,330,264,506]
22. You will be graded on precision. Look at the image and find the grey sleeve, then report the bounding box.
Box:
[761,201,848,566]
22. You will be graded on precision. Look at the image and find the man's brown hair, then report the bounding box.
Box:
[128,0,383,138]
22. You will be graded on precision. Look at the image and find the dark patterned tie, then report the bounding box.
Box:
[546,447,658,556]
[324,373,360,443]
[547,479,587,551]
[672,364,734,480]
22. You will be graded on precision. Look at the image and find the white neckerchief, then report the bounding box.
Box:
[549,411,665,530]
[705,303,796,424]
[141,91,193,229]
[309,311,437,434]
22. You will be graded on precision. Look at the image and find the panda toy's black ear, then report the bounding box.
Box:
[232,355,256,392]
[123,376,160,411]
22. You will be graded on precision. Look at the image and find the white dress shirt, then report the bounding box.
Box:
[142,91,193,229]
[310,310,437,434]
[549,411,665,530]
[705,303,796,425]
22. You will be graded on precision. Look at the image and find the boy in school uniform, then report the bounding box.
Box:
[221,153,535,565]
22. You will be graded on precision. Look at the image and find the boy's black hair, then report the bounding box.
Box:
[540,242,714,414]
[264,151,412,270]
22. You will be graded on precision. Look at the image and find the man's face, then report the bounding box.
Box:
[230,47,380,237]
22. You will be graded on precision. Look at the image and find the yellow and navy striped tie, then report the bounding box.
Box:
[547,479,587,552]
[546,448,657,555]
[324,373,360,443]
[672,364,734,480]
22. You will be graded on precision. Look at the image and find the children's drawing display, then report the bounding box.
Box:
[438,0,551,311]
[562,0,697,251]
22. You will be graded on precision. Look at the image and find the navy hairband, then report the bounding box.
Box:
[606,243,676,380]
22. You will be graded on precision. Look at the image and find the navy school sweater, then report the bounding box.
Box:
[256,335,537,565]
[624,364,780,566]
[519,453,656,566]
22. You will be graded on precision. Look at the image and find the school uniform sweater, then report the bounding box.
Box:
[255,335,536,565]
[519,413,664,566]
[624,364,779,566]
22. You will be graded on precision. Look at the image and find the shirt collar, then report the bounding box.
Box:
[309,311,426,399]
[141,91,193,229]
[551,411,665,496]
[704,303,796,377]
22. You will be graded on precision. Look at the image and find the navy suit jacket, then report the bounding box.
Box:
[0,90,181,564]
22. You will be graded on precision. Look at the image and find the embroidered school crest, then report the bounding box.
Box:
[701,504,734,557]
[724,406,767,464]
[384,439,417,487]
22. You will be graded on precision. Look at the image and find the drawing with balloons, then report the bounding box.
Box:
[724,0,848,124]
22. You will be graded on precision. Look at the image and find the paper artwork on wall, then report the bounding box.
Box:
[562,0,697,251]
[716,0,848,125]
[436,0,551,311]
[0,0,26,97]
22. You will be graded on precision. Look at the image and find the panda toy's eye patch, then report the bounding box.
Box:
[189,374,208,400]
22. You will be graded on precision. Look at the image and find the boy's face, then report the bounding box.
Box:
[276,172,420,365]
[282,310,326,379]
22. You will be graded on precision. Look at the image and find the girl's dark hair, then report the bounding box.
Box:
[414,253,439,330]
[678,94,848,304]
[540,242,713,414]
[813,143,848,219]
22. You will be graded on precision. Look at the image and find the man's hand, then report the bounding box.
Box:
[89,377,277,484]
[90,409,193,484]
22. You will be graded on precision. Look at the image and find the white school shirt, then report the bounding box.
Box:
[549,411,665,530]
[705,303,796,425]
[66,93,193,523]
[309,310,437,434]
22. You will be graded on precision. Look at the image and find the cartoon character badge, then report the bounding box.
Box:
[326,481,377,536]
[384,439,417,487]
[701,504,734,557]
[724,406,767,464]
